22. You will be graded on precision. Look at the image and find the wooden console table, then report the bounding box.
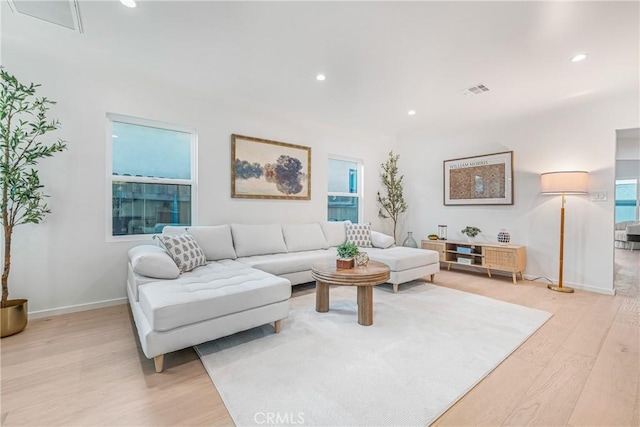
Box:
[421,239,526,284]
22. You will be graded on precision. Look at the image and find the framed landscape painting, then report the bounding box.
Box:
[231,134,311,200]
[443,151,514,205]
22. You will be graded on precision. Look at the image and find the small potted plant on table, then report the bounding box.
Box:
[336,242,359,269]
[461,226,481,243]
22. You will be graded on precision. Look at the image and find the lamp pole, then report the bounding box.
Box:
[549,193,574,293]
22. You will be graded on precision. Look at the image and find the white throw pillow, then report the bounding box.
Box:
[128,245,180,279]
[231,223,288,257]
[183,225,237,261]
[282,223,329,252]
[346,222,373,248]
[320,221,348,247]
[155,233,207,272]
[371,231,395,249]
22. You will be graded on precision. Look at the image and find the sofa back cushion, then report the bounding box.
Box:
[320,221,348,247]
[163,225,237,261]
[231,223,288,257]
[282,223,329,252]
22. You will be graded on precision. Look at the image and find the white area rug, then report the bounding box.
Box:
[196,282,551,426]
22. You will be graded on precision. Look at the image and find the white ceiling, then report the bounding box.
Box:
[2,1,639,135]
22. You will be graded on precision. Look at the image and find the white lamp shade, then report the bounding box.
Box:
[540,171,589,194]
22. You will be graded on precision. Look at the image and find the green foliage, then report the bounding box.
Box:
[460,226,481,237]
[336,242,359,259]
[1,68,67,307]
[376,151,407,243]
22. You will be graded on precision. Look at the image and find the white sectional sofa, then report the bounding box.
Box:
[127,222,439,372]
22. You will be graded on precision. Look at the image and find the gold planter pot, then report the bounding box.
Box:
[1,299,28,338]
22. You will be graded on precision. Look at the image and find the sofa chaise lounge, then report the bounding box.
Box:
[127,222,439,372]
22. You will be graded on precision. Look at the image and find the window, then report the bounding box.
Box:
[327,156,363,223]
[615,179,639,223]
[108,114,197,238]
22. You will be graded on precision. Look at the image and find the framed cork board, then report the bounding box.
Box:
[443,151,514,205]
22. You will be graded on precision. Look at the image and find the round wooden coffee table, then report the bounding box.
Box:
[311,260,390,326]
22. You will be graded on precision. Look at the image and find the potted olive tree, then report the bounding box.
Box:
[1,69,67,337]
[377,151,407,243]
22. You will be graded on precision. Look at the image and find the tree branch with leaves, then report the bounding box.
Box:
[1,68,67,308]
[376,151,407,243]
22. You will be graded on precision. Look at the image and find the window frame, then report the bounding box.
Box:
[106,113,198,241]
[327,154,364,223]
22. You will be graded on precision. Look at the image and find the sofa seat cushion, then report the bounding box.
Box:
[236,249,337,276]
[138,260,291,332]
[366,247,439,272]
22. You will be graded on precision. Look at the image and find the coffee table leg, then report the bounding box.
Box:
[316,281,329,313]
[357,286,373,326]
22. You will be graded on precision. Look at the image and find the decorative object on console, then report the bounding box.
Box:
[438,224,448,240]
[497,229,511,245]
[0,68,68,337]
[461,226,481,243]
[428,234,439,240]
[444,151,514,206]
[402,232,418,248]
[355,252,370,266]
[377,151,407,243]
[231,134,311,200]
[336,242,359,269]
[541,170,589,293]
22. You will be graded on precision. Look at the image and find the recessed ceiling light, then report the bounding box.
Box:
[408,110,416,116]
[120,0,137,8]
[571,53,588,62]
[316,74,326,81]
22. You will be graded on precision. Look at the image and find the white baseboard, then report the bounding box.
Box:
[523,274,615,296]
[563,282,616,296]
[28,297,128,319]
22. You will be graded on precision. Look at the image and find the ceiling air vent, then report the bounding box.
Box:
[7,0,83,33]
[460,84,490,96]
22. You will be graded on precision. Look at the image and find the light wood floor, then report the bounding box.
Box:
[1,262,638,426]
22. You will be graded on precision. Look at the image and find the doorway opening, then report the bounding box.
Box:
[614,128,640,297]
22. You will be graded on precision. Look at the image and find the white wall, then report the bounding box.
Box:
[3,47,396,314]
[398,92,639,294]
[4,38,637,314]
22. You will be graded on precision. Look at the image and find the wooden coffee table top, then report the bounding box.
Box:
[311,260,390,286]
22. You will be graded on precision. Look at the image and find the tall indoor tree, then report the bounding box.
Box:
[1,68,66,335]
[376,151,407,243]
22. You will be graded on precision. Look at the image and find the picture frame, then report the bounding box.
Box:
[231,134,311,200]
[443,151,514,205]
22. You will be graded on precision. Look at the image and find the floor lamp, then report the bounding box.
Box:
[540,171,589,293]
